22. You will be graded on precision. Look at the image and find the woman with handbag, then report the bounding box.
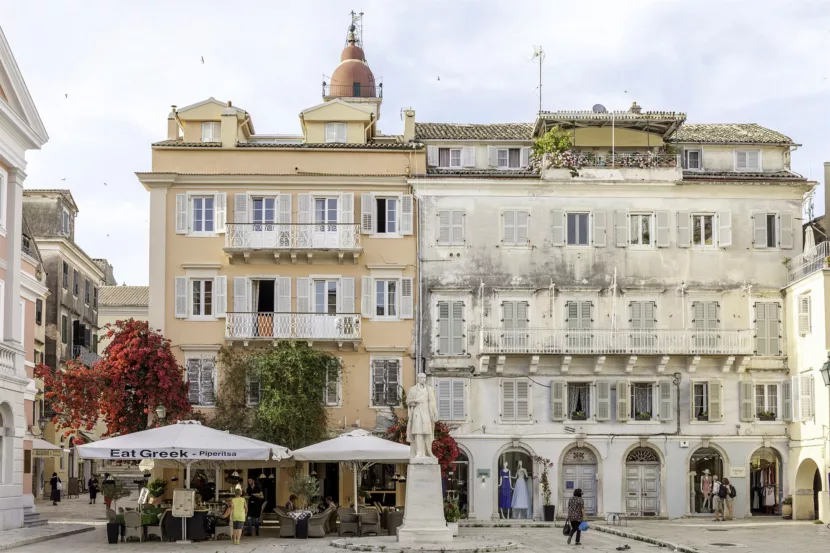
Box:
[565,488,585,546]
[49,473,62,506]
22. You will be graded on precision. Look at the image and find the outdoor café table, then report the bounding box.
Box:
[286,510,313,539]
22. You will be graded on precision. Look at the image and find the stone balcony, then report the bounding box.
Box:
[541,152,682,182]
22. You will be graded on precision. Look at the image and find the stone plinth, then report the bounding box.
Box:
[397,458,453,543]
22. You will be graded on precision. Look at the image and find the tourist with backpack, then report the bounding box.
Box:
[722,478,736,520]
[712,476,724,521]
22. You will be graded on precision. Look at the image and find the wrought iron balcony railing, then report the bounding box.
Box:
[225,223,361,251]
[543,151,680,170]
[72,345,101,366]
[226,312,361,341]
[785,241,828,284]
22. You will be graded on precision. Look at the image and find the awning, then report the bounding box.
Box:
[32,438,62,458]
[292,429,410,463]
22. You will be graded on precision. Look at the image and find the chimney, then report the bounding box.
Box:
[167,106,179,140]
[403,109,416,143]
[220,101,237,148]
[629,101,642,114]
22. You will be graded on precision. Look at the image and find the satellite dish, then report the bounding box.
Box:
[592,104,607,113]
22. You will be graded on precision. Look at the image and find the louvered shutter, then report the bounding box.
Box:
[401,195,414,235]
[516,211,529,244]
[630,301,643,329]
[175,277,188,318]
[718,211,732,247]
[753,213,767,248]
[438,211,451,244]
[643,301,655,329]
[298,193,311,226]
[768,302,780,355]
[658,381,673,421]
[200,357,216,405]
[372,361,386,405]
[736,150,748,170]
[747,150,760,170]
[502,380,516,420]
[551,209,565,246]
[739,381,755,422]
[296,277,310,313]
[215,193,226,233]
[596,381,611,421]
[361,276,373,317]
[214,276,227,318]
[800,374,813,419]
[361,193,374,234]
[580,301,592,328]
[676,211,691,247]
[451,211,464,245]
[339,278,354,313]
[339,193,354,225]
[614,210,628,246]
[176,194,188,234]
[234,193,248,224]
[566,302,579,329]
[233,277,249,312]
[782,379,793,421]
[504,301,515,331]
[488,146,498,167]
[503,211,516,244]
[655,211,670,247]
[520,147,531,168]
[516,301,529,329]
[617,381,630,421]
[279,194,292,224]
[427,146,439,167]
[437,302,450,354]
[798,295,811,335]
[779,212,794,249]
[755,303,767,355]
[401,277,414,319]
[437,379,452,419]
[708,381,722,422]
[593,211,607,247]
[516,380,530,420]
[461,146,476,167]
[550,380,565,421]
[791,376,801,421]
[186,358,201,404]
[451,301,464,354]
[386,361,400,405]
[451,379,465,420]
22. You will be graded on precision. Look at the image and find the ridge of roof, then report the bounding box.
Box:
[669,123,794,145]
[99,285,149,307]
[414,122,534,141]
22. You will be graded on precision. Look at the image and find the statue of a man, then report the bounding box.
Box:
[406,373,438,459]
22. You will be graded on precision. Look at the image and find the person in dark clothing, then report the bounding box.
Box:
[285,494,297,512]
[49,473,61,505]
[245,478,264,536]
[88,476,99,504]
[566,488,585,546]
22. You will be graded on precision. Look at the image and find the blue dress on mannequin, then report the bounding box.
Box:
[499,468,512,509]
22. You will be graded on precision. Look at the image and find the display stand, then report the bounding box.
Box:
[173,488,196,544]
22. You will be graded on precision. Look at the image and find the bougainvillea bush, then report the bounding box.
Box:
[386,418,459,475]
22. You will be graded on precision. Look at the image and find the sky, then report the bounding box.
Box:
[4,0,830,285]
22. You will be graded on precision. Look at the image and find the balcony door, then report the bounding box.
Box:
[313,198,339,248]
[312,279,339,337]
[251,197,277,249]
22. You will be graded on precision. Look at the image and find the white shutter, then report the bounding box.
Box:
[739,381,755,422]
[718,211,732,247]
[427,146,439,167]
[277,277,291,312]
[614,210,628,247]
[233,277,249,312]
[617,380,630,421]
[186,358,201,404]
[708,381,722,422]
[753,213,767,248]
[339,193,354,224]
[782,379,793,421]
[461,146,476,167]
[451,379,465,420]
[736,150,748,170]
[593,211,607,247]
[516,380,530,420]
[676,211,691,247]
[176,194,188,234]
[779,212,794,249]
[800,374,813,420]
[798,295,811,335]
[488,146,498,167]
[214,276,227,318]
[755,303,767,355]
[215,193,226,233]
[658,381,673,421]
[502,380,516,420]
[655,210,670,247]
[339,278,355,313]
[550,380,565,421]
[520,147,531,168]
[234,193,248,224]
[298,193,311,224]
[747,150,760,170]
[791,376,801,422]
[503,211,516,244]
[596,381,611,421]
[451,301,464,354]
[401,194,414,235]
[175,277,188,318]
[279,193,292,223]
[400,277,414,319]
[437,211,451,245]
[437,301,450,354]
[768,302,780,355]
[551,209,565,246]
[516,211,529,244]
[437,379,451,419]
[451,210,465,245]
[361,193,374,234]
[361,276,373,317]
[296,277,310,313]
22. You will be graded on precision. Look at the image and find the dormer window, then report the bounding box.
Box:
[684,149,702,170]
[735,149,761,171]
[439,148,462,168]
[201,122,221,142]
[497,148,521,169]
[325,123,347,144]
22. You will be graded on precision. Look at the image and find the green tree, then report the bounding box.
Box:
[532,125,573,157]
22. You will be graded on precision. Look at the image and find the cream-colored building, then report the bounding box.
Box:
[138,25,424,505]
[97,285,149,352]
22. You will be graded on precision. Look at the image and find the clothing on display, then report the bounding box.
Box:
[499,468,512,509]
[750,455,778,514]
[511,470,529,510]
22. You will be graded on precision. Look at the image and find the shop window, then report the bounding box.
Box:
[690,447,723,514]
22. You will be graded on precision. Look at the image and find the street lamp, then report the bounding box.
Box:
[155,405,167,422]
[30,417,47,437]
[820,353,830,387]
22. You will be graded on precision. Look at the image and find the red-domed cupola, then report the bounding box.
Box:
[323,22,381,100]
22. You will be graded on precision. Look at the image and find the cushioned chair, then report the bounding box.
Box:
[359,507,381,536]
[123,511,143,542]
[308,506,334,538]
[338,507,359,536]
[146,510,166,541]
[277,512,296,538]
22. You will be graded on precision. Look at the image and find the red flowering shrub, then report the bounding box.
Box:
[386,418,459,475]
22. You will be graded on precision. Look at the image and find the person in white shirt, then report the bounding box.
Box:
[712,476,723,521]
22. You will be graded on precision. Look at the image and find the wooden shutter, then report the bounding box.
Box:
[643,301,655,329]
[630,301,643,329]
[503,211,516,244]
[798,295,811,335]
[297,193,311,225]
[502,380,516,420]
[617,380,630,421]
[427,146,438,166]
[566,301,579,329]
[437,379,451,419]
[372,361,386,406]
[739,381,754,422]
[386,361,400,405]
[437,301,450,354]
[174,277,188,318]
[708,381,722,422]
[214,276,227,318]
[516,211,529,244]
[655,210,670,247]
[593,211,607,247]
[277,277,291,313]
[186,358,201,404]
[782,378,793,421]
[233,277,249,313]
[215,193,226,233]
[504,301,516,331]
[437,211,451,244]
[614,210,628,246]
[717,211,732,247]
[753,213,767,248]
[736,150,748,170]
[579,301,591,328]
[401,195,414,235]
[234,193,248,224]
[520,147,531,168]
[800,374,813,419]
[550,380,565,421]
[488,146,498,167]
[451,301,464,354]
[461,146,476,167]
[791,375,801,421]
[779,212,794,249]
[339,193,354,225]
[279,193,292,224]
[361,276,373,317]
[516,380,530,420]
[755,303,767,355]
[200,357,216,405]
[596,381,611,421]
[360,193,374,234]
[296,277,310,313]
[746,150,760,170]
[516,301,529,329]
[400,278,414,319]
[176,194,188,234]
[451,210,464,245]
[676,211,690,247]
[338,278,354,313]
[551,209,565,246]
[451,379,465,420]
[658,381,673,421]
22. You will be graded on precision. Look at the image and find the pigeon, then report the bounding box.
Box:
[103,182,107,186]
[436,76,440,81]
[64,93,68,98]
[201,56,204,64]
[61,177,66,181]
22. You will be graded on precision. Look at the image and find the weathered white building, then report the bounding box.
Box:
[410,106,815,520]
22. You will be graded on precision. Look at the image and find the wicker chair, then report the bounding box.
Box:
[213,507,231,541]
[146,510,166,541]
[123,511,143,542]
[338,507,359,536]
[359,507,381,536]
[277,512,296,538]
[308,506,335,538]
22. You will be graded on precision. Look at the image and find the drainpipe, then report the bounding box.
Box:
[673,372,682,435]
[416,190,423,375]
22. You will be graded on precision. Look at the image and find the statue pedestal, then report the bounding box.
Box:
[397,458,453,543]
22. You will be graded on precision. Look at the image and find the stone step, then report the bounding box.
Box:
[23,513,49,528]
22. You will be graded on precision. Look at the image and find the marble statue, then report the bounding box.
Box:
[406,373,438,459]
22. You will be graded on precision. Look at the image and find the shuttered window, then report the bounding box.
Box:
[502,210,529,246]
[501,379,531,421]
[246,372,260,406]
[186,356,216,406]
[324,360,341,406]
[437,300,465,355]
[436,378,465,421]
[798,294,811,335]
[754,302,781,356]
[735,149,761,171]
[693,301,719,350]
[371,359,401,407]
[437,210,465,246]
[503,301,529,349]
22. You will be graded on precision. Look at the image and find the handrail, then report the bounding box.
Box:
[225,223,361,250]
[785,241,828,284]
[226,312,361,340]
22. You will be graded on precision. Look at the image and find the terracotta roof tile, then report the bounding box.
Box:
[99,286,149,307]
[419,168,540,179]
[670,124,794,144]
[414,123,533,141]
[682,169,806,181]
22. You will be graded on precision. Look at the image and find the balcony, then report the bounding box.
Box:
[225,312,361,348]
[785,241,828,285]
[224,223,362,264]
[481,328,754,356]
[0,343,16,373]
[541,152,682,182]
[72,345,101,366]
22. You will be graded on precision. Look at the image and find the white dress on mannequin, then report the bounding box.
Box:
[511,467,530,514]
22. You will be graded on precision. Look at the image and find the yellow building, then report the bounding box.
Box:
[138,24,424,506]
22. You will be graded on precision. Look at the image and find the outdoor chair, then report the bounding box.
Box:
[338,507,359,536]
[277,512,296,538]
[106,508,117,522]
[214,510,231,541]
[359,507,381,536]
[123,511,143,542]
[308,506,334,538]
[146,510,166,541]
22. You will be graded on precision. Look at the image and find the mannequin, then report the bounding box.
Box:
[700,469,713,512]
[498,461,513,519]
[511,460,530,519]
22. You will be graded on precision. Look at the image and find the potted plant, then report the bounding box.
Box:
[289,475,321,539]
[533,455,555,521]
[147,478,168,502]
[758,411,776,422]
[102,478,132,544]
[696,411,709,422]
[636,411,651,421]
[444,499,461,536]
[571,411,587,421]
[782,495,793,519]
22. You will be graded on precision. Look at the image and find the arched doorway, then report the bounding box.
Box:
[689,446,724,514]
[562,447,597,515]
[497,448,533,519]
[749,447,781,516]
[444,449,470,517]
[794,458,821,520]
[625,447,660,516]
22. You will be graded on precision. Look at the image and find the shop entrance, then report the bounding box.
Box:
[690,447,724,515]
[625,447,660,516]
[497,448,533,519]
[562,447,597,515]
[444,450,469,516]
[750,447,781,515]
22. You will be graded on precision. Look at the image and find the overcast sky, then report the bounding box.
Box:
[4,1,830,285]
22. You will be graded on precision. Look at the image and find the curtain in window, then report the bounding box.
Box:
[438,149,450,167]
[508,149,521,168]
[632,384,652,417]
[568,383,589,417]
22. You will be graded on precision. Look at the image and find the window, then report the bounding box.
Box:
[375,279,397,317]
[437,300,465,355]
[84,280,90,305]
[437,210,464,246]
[684,149,702,170]
[693,382,709,420]
[631,383,653,420]
[73,270,79,296]
[438,148,462,168]
[735,149,761,171]
[566,212,590,246]
[201,121,221,142]
[629,301,656,348]
[693,301,719,348]
[371,359,401,407]
[630,213,653,247]
[436,378,465,420]
[93,287,98,309]
[191,279,213,317]
[692,214,715,247]
[186,356,216,406]
[375,197,398,234]
[755,302,781,356]
[755,384,779,420]
[497,148,521,169]
[352,82,361,97]
[192,196,215,233]
[566,301,592,349]
[502,210,529,246]
[313,279,338,315]
[246,372,260,406]
[568,382,590,419]
[799,374,815,420]
[61,315,68,344]
[798,294,811,335]
[35,299,42,326]
[62,262,69,290]
[62,208,70,236]
[752,213,779,248]
[503,301,529,349]
[500,379,530,421]
[324,361,341,406]
[252,197,276,225]
[325,122,347,143]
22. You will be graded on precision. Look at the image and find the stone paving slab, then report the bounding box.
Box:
[0,523,93,551]
[332,536,518,552]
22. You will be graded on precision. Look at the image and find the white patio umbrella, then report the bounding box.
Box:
[292,429,410,509]
[804,225,816,252]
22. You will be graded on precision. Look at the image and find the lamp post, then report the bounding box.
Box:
[820,353,830,387]
[30,416,47,438]
[155,405,167,424]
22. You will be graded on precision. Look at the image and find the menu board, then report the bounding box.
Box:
[172,488,196,518]
[138,487,149,505]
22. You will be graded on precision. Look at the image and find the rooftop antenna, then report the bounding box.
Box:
[531,46,545,113]
[347,10,365,47]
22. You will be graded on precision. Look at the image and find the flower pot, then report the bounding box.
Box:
[696,415,709,422]
[543,505,556,522]
[295,516,309,539]
[759,415,776,422]
[571,414,587,421]
[782,504,793,519]
[106,522,120,544]
[446,522,459,536]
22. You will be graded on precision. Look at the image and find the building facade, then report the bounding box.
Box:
[97,285,149,352]
[412,107,814,520]
[139,27,424,505]
[0,26,48,528]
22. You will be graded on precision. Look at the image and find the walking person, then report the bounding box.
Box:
[103,473,114,509]
[722,478,735,520]
[88,475,99,505]
[712,476,724,521]
[49,473,61,506]
[230,488,248,545]
[565,488,585,546]
[244,477,264,537]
